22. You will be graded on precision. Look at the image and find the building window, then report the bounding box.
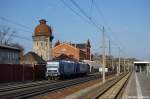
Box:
[41,42,43,46]
[69,55,73,58]
[7,52,9,61]
[10,52,12,62]
[12,52,14,60]
[15,53,17,61]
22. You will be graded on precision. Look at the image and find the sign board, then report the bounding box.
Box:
[99,68,108,72]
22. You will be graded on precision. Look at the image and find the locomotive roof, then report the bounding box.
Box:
[47,60,76,63]
[47,60,89,64]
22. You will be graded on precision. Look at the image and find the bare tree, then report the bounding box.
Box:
[0,26,17,44]
[11,43,24,52]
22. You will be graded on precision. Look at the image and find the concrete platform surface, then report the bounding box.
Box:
[123,71,150,99]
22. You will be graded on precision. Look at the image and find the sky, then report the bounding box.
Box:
[0,0,150,60]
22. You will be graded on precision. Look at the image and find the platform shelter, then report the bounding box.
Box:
[134,61,150,76]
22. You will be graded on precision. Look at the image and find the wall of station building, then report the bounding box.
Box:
[0,46,20,64]
[53,43,80,61]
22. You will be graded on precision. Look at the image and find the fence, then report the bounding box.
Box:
[0,64,46,83]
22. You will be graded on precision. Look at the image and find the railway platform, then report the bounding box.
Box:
[123,71,150,99]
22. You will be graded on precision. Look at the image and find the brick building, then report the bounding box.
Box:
[52,40,91,61]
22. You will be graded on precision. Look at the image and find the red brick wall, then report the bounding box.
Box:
[53,43,91,61]
[53,43,80,61]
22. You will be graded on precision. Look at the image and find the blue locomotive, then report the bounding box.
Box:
[46,60,90,80]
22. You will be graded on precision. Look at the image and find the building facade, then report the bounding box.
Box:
[32,19,53,61]
[20,51,45,65]
[0,44,20,64]
[52,40,91,61]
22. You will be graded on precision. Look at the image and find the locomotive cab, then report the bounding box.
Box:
[46,61,60,79]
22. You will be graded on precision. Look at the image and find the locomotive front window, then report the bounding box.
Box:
[48,70,57,72]
[47,66,58,68]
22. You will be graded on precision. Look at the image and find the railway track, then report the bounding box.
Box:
[0,73,100,93]
[93,72,131,99]
[0,80,56,92]
[0,73,101,99]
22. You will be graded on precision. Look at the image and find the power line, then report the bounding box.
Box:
[93,1,115,44]
[62,0,128,58]
[0,16,32,31]
[15,35,32,41]
[0,24,32,35]
[61,0,103,32]
[0,25,32,41]
[0,17,33,41]
[93,1,122,46]
[70,0,103,31]
[89,0,94,19]
[70,0,90,19]
[61,0,91,25]
[93,1,128,56]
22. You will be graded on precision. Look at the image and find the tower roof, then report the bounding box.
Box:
[34,19,52,37]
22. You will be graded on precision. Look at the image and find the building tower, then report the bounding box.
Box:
[86,39,91,60]
[33,19,53,61]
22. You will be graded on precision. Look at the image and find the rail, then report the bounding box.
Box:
[0,73,101,98]
[93,72,131,99]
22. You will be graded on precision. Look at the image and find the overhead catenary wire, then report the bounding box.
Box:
[69,0,107,82]
[61,0,110,54]
[93,0,128,57]
[70,0,90,19]
[93,1,119,47]
[61,0,92,25]
[89,0,94,19]
[0,16,33,41]
[61,0,129,58]
[15,35,32,41]
[0,24,32,36]
[69,0,130,74]
[70,0,103,31]
[0,16,32,31]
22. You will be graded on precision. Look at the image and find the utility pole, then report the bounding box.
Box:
[109,39,113,70]
[124,57,126,73]
[112,57,114,71]
[90,48,92,73]
[117,47,121,76]
[102,26,106,83]
[109,40,111,56]
[127,59,129,72]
